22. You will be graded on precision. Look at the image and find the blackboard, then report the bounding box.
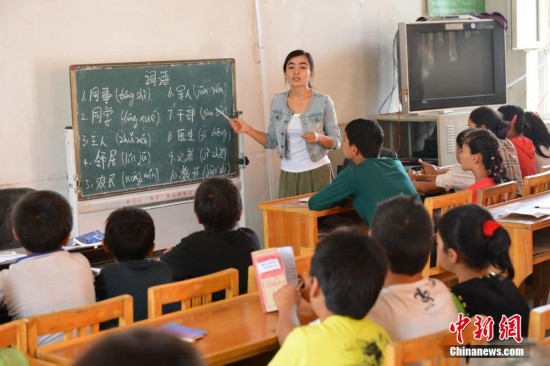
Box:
[69,59,237,200]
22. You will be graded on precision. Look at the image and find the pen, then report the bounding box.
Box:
[534,206,550,209]
[215,107,231,121]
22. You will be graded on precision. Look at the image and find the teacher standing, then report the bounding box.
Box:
[230,50,341,198]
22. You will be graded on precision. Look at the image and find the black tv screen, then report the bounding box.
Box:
[398,19,507,114]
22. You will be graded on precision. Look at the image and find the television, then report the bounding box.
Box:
[397,18,507,114]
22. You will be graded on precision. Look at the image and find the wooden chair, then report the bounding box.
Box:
[522,170,550,196]
[148,268,239,319]
[529,304,550,344]
[0,319,27,352]
[423,190,473,279]
[476,181,517,207]
[384,319,485,365]
[539,165,550,173]
[247,251,314,293]
[26,294,133,357]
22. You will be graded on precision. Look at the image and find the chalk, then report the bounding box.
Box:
[215,108,231,121]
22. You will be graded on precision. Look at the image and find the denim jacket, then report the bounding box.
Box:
[264,90,341,162]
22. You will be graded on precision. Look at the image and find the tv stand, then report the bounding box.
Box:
[374,112,470,166]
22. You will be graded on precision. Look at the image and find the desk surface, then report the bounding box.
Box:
[487,191,550,286]
[258,193,355,216]
[37,293,316,366]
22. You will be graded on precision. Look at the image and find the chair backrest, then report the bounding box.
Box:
[0,188,35,250]
[422,190,472,278]
[476,181,517,207]
[148,268,239,319]
[384,319,485,365]
[522,170,550,196]
[247,251,314,293]
[0,319,27,351]
[539,165,550,173]
[423,190,473,219]
[528,304,550,344]
[26,294,133,356]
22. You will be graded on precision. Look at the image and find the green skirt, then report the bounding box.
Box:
[278,164,332,198]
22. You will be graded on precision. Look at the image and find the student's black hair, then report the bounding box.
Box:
[438,204,514,279]
[310,226,387,319]
[469,106,509,139]
[345,119,383,158]
[74,328,204,366]
[498,104,526,136]
[194,177,241,231]
[524,112,550,158]
[371,195,433,275]
[456,128,469,148]
[283,50,314,88]
[104,207,155,261]
[11,190,72,252]
[463,129,509,184]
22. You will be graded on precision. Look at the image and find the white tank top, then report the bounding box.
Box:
[281,114,330,173]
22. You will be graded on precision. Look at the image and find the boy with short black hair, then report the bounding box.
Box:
[269,227,390,365]
[368,195,458,341]
[161,177,260,294]
[95,206,174,321]
[0,190,95,345]
[308,118,418,224]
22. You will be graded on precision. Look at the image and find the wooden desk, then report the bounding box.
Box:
[487,192,550,287]
[36,293,316,366]
[258,193,362,255]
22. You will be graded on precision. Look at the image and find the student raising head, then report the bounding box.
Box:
[524,111,550,171]
[308,118,418,225]
[95,206,175,322]
[0,190,95,345]
[498,104,537,177]
[437,204,530,337]
[368,195,458,341]
[161,177,260,296]
[459,129,509,202]
[269,227,390,365]
[468,106,522,192]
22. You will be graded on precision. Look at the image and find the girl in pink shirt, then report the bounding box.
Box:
[460,129,510,202]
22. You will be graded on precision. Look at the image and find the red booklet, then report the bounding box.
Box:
[251,247,297,312]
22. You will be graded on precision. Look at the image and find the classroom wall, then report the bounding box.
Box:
[3,1,522,249]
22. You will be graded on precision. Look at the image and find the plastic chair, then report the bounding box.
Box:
[522,170,550,196]
[147,268,239,319]
[476,181,517,206]
[26,294,133,357]
[529,304,550,344]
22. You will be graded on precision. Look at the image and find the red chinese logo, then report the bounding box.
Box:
[449,314,523,344]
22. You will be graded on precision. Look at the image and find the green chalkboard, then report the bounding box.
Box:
[69,59,237,199]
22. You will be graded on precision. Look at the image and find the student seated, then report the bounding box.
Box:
[368,195,458,341]
[437,204,530,337]
[74,328,204,366]
[524,111,550,171]
[161,177,260,295]
[468,106,522,192]
[498,104,537,178]
[0,190,95,345]
[94,207,175,322]
[308,118,418,225]
[269,227,390,365]
[459,129,509,202]
[410,129,475,194]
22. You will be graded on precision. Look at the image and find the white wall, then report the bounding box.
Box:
[11,1,532,249]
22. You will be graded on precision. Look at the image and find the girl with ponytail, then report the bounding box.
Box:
[437,204,530,337]
[459,129,509,202]
[468,106,523,193]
